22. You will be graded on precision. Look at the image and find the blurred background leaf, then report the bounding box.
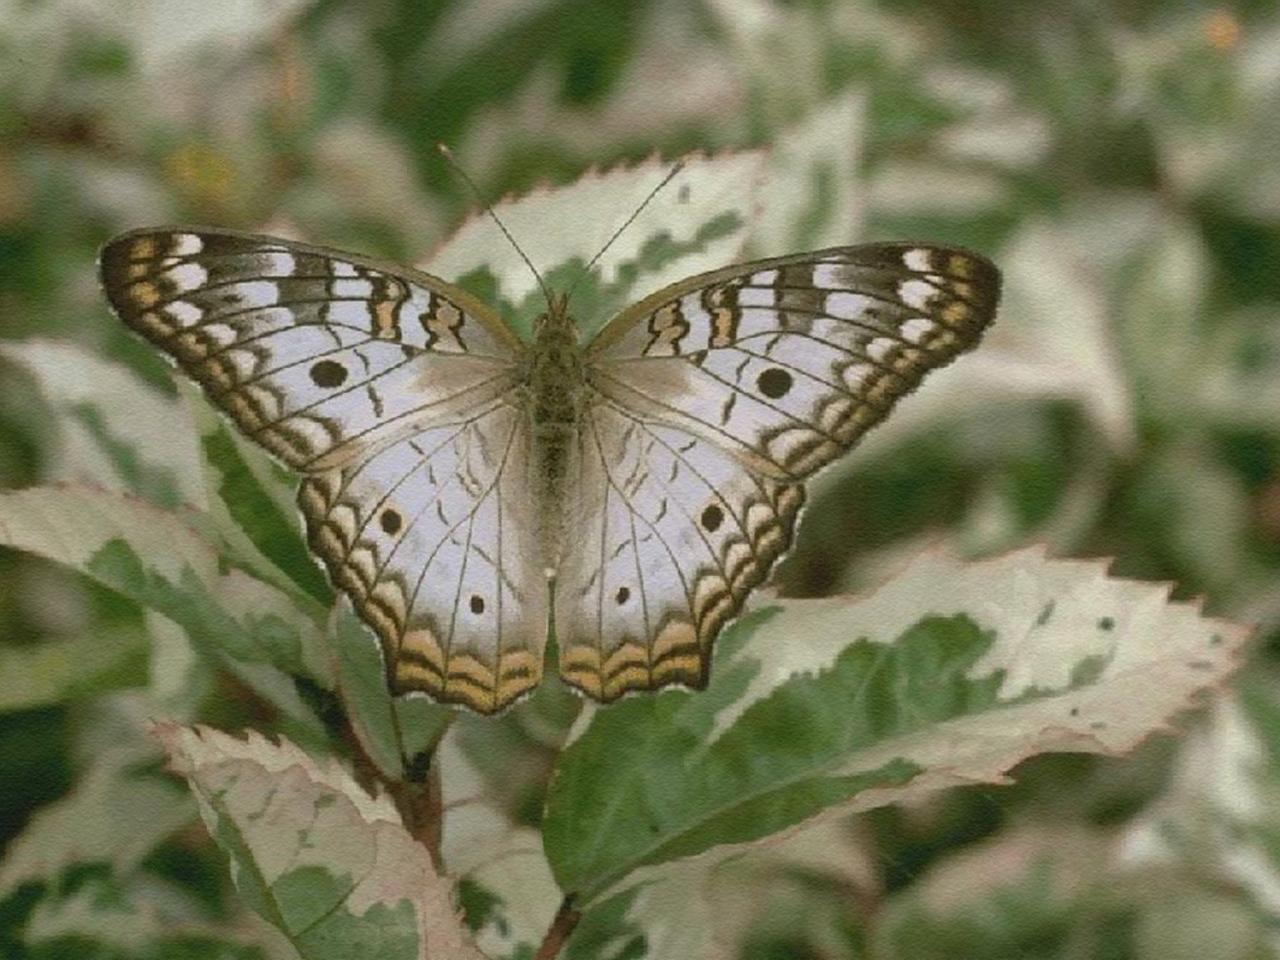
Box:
[2,1,1278,958]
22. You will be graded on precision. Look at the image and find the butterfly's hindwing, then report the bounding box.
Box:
[299,403,547,712]
[589,244,999,480]
[555,402,803,701]
[99,229,522,472]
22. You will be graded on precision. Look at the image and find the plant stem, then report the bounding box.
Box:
[340,715,446,869]
[339,717,385,798]
[392,758,445,870]
[534,895,581,960]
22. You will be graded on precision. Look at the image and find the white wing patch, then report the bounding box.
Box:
[299,402,547,713]
[100,229,521,473]
[556,401,802,702]
[589,244,1000,481]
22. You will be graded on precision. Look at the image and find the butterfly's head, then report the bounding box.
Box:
[531,291,577,342]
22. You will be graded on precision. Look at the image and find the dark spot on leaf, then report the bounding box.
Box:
[1069,654,1109,688]
[310,359,348,388]
[1090,721,1107,730]
[701,504,723,532]
[1098,616,1115,631]
[470,595,485,615]
[757,367,793,399]
[1070,706,1080,716]
[380,509,402,535]
[1036,600,1055,626]
[616,586,630,605]
[1210,633,1222,645]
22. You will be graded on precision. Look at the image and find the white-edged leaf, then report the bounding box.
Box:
[811,213,1139,515]
[923,65,1053,170]
[0,484,331,711]
[124,0,311,75]
[544,547,1248,905]
[0,338,205,507]
[146,608,213,711]
[290,119,449,257]
[437,735,560,958]
[423,149,765,338]
[564,856,725,960]
[438,0,741,164]
[797,210,1137,556]
[153,722,486,960]
[186,385,334,606]
[870,824,1118,960]
[868,160,1008,216]
[0,718,192,898]
[1121,687,1280,950]
[569,819,876,960]
[20,869,303,958]
[750,89,865,256]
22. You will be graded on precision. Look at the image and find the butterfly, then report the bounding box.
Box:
[99,212,999,714]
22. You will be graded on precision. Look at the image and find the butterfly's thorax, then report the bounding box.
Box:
[525,296,588,573]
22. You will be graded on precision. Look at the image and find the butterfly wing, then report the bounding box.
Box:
[557,402,803,701]
[300,404,546,713]
[588,243,1001,481]
[102,228,547,712]
[99,228,524,472]
[561,243,1000,699]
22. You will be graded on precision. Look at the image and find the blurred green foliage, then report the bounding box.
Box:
[1,1,1279,958]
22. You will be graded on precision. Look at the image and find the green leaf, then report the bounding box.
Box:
[0,625,147,712]
[544,611,964,900]
[1123,683,1280,934]
[328,602,453,781]
[873,832,1094,960]
[192,396,332,605]
[153,722,486,960]
[437,736,560,958]
[0,485,331,719]
[544,548,1249,904]
[0,731,192,898]
[20,869,293,959]
[0,339,204,507]
[1116,217,1212,425]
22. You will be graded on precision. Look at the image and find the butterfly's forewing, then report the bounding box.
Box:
[300,405,547,712]
[588,243,1000,480]
[99,228,524,472]
[101,228,546,713]
[565,243,1000,699]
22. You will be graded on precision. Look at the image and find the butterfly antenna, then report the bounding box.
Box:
[564,158,686,305]
[437,143,554,310]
